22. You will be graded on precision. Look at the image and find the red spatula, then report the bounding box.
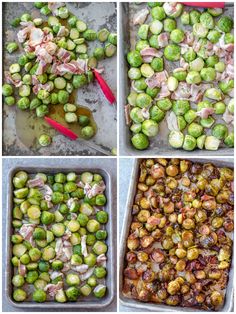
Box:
[93,69,116,104]
[179,2,225,8]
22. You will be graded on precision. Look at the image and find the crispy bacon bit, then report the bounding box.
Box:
[151,249,165,263]
[133,8,149,25]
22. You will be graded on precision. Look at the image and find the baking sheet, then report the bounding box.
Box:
[119,158,234,312]
[4,159,116,309]
[2,2,117,156]
[119,2,234,156]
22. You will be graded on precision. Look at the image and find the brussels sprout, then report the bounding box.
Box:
[146,87,160,99]
[138,24,149,39]
[163,3,183,18]
[41,211,55,225]
[105,43,116,57]
[149,20,163,35]
[33,289,47,302]
[108,33,117,46]
[212,124,228,140]
[217,16,233,33]
[151,6,166,20]
[200,116,215,128]
[224,132,234,147]
[206,55,219,67]
[184,110,197,124]
[131,133,149,150]
[186,71,201,84]
[94,266,107,278]
[133,78,147,91]
[181,12,190,25]
[42,246,55,261]
[87,276,97,287]
[167,76,178,91]
[170,29,184,43]
[141,120,159,137]
[14,187,28,198]
[12,274,25,287]
[84,253,97,267]
[11,17,21,27]
[38,134,52,147]
[173,69,187,81]
[188,123,203,138]
[200,12,214,29]
[93,284,106,298]
[78,115,90,127]
[163,18,176,32]
[225,33,234,44]
[172,100,190,116]
[183,48,196,62]
[177,116,187,130]
[157,98,172,111]
[136,39,149,51]
[4,96,15,106]
[72,74,87,89]
[151,57,164,72]
[87,219,100,232]
[228,99,234,114]
[164,44,181,61]
[2,84,13,96]
[7,42,18,54]
[11,234,23,244]
[13,243,27,258]
[219,80,234,95]
[183,135,197,151]
[205,88,222,101]
[17,97,30,110]
[140,64,154,78]
[51,223,65,237]
[96,230,108,240]
[214,101,226,114]
[26,270,39,284]
[97,28,109,42]
[130,123,141,134]
[168,131,184,148]
[207,8,223,17]
[55,289,67,303]
[83,29,97,41]
[205,136,220,150]
[80,202,93,216]
[150,105,165,122]
[66,273,80,286]
[128,68,141,80]
[95,194,106,206]
[200,67,216,82]
[197,134,207,149]
[13,289,27,302]
[136,93,152,108]
[65,286,79,301]
[81,126,95,139]
[190,10,201,25]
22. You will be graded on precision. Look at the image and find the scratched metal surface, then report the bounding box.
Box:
[119,2,234,156]
[3,2,117,156]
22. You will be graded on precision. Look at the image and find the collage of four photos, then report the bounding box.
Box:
[1,0,235,313]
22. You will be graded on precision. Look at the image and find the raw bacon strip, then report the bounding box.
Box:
[145,71,168,89]
[27,177,44,188]
[44,282,63,297]
[196,108,215,119]
[133,8,149,25]
[140,47,163,58]
[5,71,22,88]
[157,32,169,48]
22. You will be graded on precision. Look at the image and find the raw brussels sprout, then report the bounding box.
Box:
[140,64,154,78]
[207,8,223,17]
[212,124,228,140]
[138,24,149,40]
[84,253,97,267]
[184,110,197,124]
[33,289,47,302]
[214,101,226,114]
[172,100,190,116]
[5,96,15,106]
[130,123,142,134]
[224,132,234,147]
[219,80,234,95]
[188,123,203,138]
[173,69,187,81]
[167,76,178,91]
[133,77,147,91]
[207,30,221,43]
[81,126,95,139]
[206,55,219,67]
[186,71,201,84]
[189,57,204,72]
[12,274,25,287]
[95,194,106,206]
[94,266,107,279]
[105,43,116,57]
[170,29,184,43]
[150,20,163,35]
[66,273,80,286]
[163,3,183,18]
[55,289,67,303]
[183,48,196,62]
[163,18,176,32]
[183,135,197,151]
[164,44,181,61]
[136,39,149,51]
[205,136,220,150]
[130,107,144,124]
[96,230,107,240]
[205,88,222,101]
[177,116,186,131]
[228,99,234,114]
[217,16,233,33]
[200,116,215,128]
[150,105,165,122]
[65,287,79,301]
[87,219,100,232]
[128,68,141,80]
[26,270,39,284]
[225,33,234,44]
[2,84,13,96]
[108,33,117,45]
[136,93,152,108]
[168,131,184,148]
[127,51,143,67]
[200,12,214,29]
[197,134,206,149]
[38,134,52,147]
[13,289,27,302]
[181,12,190,25]
[200,67,216,82]
[151,57,164,72]
[93,284,106,298]
[80,284,92,296]
[151,6,166,20]
[190,10,201,25]
[131,133,149,150]
[146,87,160,98]
[157,98,172,111]
[142,120,159,137]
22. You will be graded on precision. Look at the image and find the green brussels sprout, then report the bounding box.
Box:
[150,20,163,35]
[127,50,143,68]
[97,28,109,42]
[168,131,184,148]
[150,105,165,122]
[86,234,96,246]
[205,136,220,150]
[212,124,228,140]
[172,100,190,116]
[170,29,184,43]
[55,289,67,303]
[150,57,164,72]
[96,230,108,240]
[146,87,160,99]
[217,16,233,33]
[206,55,219,67]
[219,80,234,95]
[13,289,27,302]
[228,99,234,114]
[7,42,18,54]
[14,187,28,198]
[183,48,196,63]
[184,109,197,124]
[225,33,234,44]
[151,6,166,20]
[95,194,106,206]
[92,241,108,255]
[41,211,55,225]
[11,234,23,244]
[163,3,183,18]
[12,274,25,287]
[148,35,159,49]
[26,270,39,284]
[200,12,214,29]
[32,289,47,302]
[207,8,223,17]
[4,96,15,106]
[11,17,21,27]
[127,91,138,106]
[19,85,31,97]
[65,287,79,301]
[77,213,89,227]
[181,12,190,25]
[200,116,215,128]
[96,211,108,224]
[131,133,149,150]
[190,10,201,25]
[38,134,52,147]
[224,132,234,147]
[84,253,97,267]
[93,47,105,60]
[52,260,64,270]
[135,40,149,51]
[189,57,204,72]
[76,19,87,32]
[72,74,87,89]
[138,24,149,39]
[42,246,55,261]
[66,273,80,286]
[80,284,92,296]
[128,68,141,80]
[163,18,176,32]
[186,71,202,84]
[133,78,147,91]
[81,126,95,139]
[197,100,213,111]
[13,243,27,257]
[173,69,187,81]
[35,105,48,117]
[130,123,142,134]
[177,116,187,131]
[140,64,154,78]
[2,84,13,96]
[87,219,100,232]
[93,284,106,298]
[80,202,93,216]
[17,97,30,110]
[200,67,216,82]
[105,43,116,57]
[207,30,221,44]
[33,228,46,240]
[136,93,152,108]
[71,254,83,266]
[83,29,97,41]
[188,122,203,138]
[87,276,97,287]
[34,279,47,290]
[67,220,80,232]
[78,115,90,127]
[94,266,107,278]
[51,192,64,204]
[197,134,206,149]
[141,120,159,137]
[108,33,117,45]
[157,98,172,111]
[55,173,66,183]
[51,223,65,237]
[214,101,226,114]
[167,76,178,91]
[183,134,197,151]
[164,44,181,61]
[39,261,50,272]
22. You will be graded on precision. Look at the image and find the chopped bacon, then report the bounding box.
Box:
[35,60,48,75]
[28,28,44,47]
[147,216,161,226]
[183,31,194,46]
[81,235,88,257]
[133,8,149,25]
[48,2,65,15]
[180,44,189,55]
[145,71,168,89]
[19,224,35,242]
[79,267,95,281]
[192,40,201,53]
[179,57,189,71]
[61,263,71,272]
[27,177,44,188]
[142,55,154,63]
[141,107,150,119]
[166,111,179,131]
[73,264,89,273]
[201,195,214,201]
[83,180,106,198]
[157,32,169,48]
[125,104,131,125]
[35,46,53,64]
[18,262,26,276]
[151,249,165,263]
[171,82,191,100]
[225,64,234,80]
[57,48,71,63]
[189,84,212,103]
[196,108,214,119]
[97,254,107,267]
[45,42,58,56]
[44,282,63,297]
[140,47,163,58]
[56,60,85,75]
[77,181,85,188]
[223,108,234,124]
[5,71,22,88]
[156,84,170,99]
[17,22,34,43]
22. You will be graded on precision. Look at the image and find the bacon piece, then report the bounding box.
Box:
[141,108,150,119]
[145,71,168,89]
[183,31,194,46]
[79,267,95,281]
[57,26,67,37]
[27,177,44,188]
[56,60,85,75]
[45,42,58,55]
[97,254,107,267]
[156,84,171,99]
[124,267,139,280]
[125,104,131,125]
[28,28,44,47]
[17,22,34,43]
[133,8,149,25]
[157,32,169,48]
[81,235,88,257]
[179,57,189,70]
[189,84,212,103]
[171,82,191,100]
[77,181,85,188]
[48,2,65,15]
[73,264,89,273]
[166,111,179,131]
[223,108,234,124]
[196,108,214,119]
[201,195,214,201]
[140,47,163,58]
[5,71,22,88]
[151,249,165,263]
[192,40,201,53]
[44,282,63,297]
[50,271,63,280]
[83,180,106,198]
[147,216,160,226]
[57,48,71,63]
[18,262,26,276]
[35,46,53,63]
[19,224,35,242]
[180,44,189,55]
[35,60,48,75]
[142,55,154,63]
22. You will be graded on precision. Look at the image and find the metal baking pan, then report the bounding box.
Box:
[119,2,234,156]
[119,158,234,312]
[5,164,115,309]
[2,2,117,156]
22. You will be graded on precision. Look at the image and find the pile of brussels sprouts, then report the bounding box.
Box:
[2,2,117,144]
[11,170,109,302]
[127,2,234,151]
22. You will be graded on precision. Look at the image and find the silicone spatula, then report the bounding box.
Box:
[179,2,225,8]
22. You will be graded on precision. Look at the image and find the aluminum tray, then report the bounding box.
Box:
[5,160,116,309]
[119,158,234,312]
[3,2,117,156]
[119,2,234,156]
